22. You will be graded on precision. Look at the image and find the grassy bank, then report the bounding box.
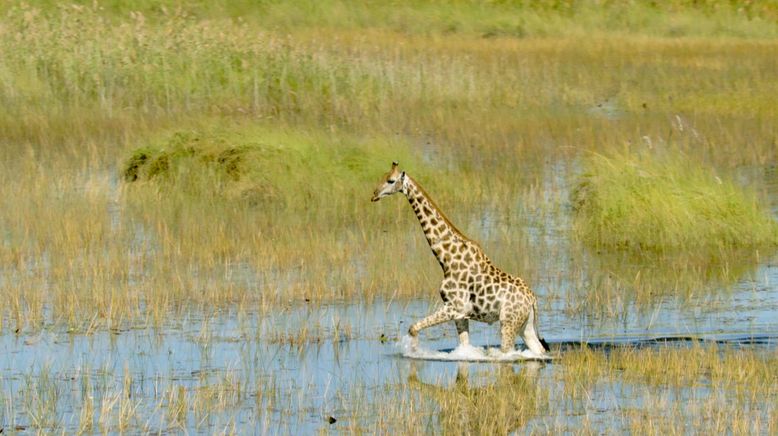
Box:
[572,149,778,250]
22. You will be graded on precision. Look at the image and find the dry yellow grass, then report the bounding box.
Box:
[0,2,775,334]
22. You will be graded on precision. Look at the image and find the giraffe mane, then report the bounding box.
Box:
[408,175,471,242]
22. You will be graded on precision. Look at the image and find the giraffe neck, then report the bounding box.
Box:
[403,176,469,271]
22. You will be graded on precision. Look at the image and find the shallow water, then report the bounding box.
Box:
[3,255,778,433]
[398,335,553,362]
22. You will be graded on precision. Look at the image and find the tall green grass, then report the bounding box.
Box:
[572,149,778,250]
[120,124,468,226]
[25,0,778,39]
[2,3,777,171]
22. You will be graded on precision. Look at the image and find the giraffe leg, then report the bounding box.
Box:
[409,305,461,350]
[520,305,548,356]
[454,319,470,346]
[455,362,470,385]
[499,304,531,354]
[500,318,521,354]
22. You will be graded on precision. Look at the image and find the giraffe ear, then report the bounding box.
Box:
[400,171,406,180]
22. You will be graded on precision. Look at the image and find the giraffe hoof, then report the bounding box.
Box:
[410,335,419,351]
[400,334,420,355]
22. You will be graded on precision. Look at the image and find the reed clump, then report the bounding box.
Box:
[572,149,778,251]
[122,127,435,209]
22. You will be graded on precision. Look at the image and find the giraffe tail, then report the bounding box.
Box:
[539,337,550,353]
[533,301,550,353]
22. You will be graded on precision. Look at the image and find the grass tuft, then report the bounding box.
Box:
[121,126,439,211]
[572,149,778,251]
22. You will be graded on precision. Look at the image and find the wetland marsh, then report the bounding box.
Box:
[1,1,778,434]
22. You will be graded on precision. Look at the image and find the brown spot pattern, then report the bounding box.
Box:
[399,175,544,354]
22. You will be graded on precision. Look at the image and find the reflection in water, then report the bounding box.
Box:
[407,361,547,434]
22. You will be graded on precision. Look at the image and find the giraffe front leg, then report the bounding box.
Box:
[455,319,470,347]
[408,305,460,350]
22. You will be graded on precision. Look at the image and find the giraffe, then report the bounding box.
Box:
[371,162,549,356]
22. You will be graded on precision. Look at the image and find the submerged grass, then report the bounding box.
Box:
[556,344,778,434]
[572,149,778,251]
[4,336,776,434]
[352,345,778,434]
[4,342,777,434]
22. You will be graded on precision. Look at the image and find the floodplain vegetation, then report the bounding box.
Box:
[3,343,776,434]
[0,0,777,434]
[367,345,778,435]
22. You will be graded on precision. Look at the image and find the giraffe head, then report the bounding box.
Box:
[371,161,405,202]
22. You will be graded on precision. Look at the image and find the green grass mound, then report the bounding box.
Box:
[572,151,778,251]
[121,126,432,211]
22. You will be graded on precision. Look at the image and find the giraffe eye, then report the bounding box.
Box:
[387,179,396,184]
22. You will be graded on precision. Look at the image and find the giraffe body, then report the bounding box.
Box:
[372,162,549,356]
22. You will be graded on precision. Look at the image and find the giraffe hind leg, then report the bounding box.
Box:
[500,318,521,354]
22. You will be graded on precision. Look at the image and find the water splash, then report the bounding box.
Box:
[397,335,552,362]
